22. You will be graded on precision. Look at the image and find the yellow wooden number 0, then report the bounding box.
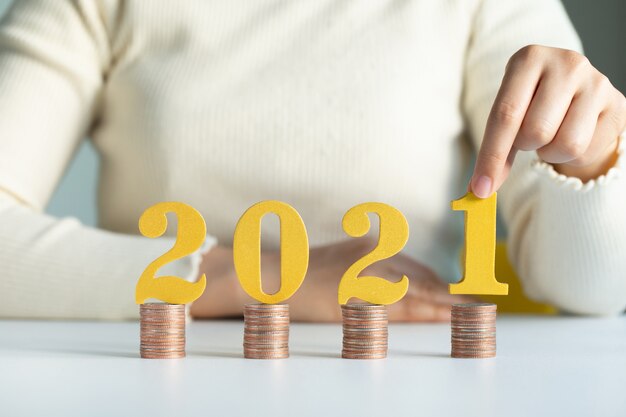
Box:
[337,203,410,305]
[449,192,508,295]
[233,201,309,304]
[135,202,207,305]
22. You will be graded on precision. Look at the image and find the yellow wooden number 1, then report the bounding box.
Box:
[450,192,508,295]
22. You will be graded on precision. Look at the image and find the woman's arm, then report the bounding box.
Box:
[0,0,216,319]
[190,240,475,322]
[463,0,626,315]
[0,191,215,319]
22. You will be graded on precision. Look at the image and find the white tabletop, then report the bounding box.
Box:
[0,316,624,417]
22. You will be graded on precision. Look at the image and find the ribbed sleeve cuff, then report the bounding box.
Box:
[531,133,625,192]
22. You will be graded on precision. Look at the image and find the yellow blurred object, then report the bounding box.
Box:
[480,242,557,314]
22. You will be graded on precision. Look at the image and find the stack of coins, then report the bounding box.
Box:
[341,304,388,359]
[451,303,497,358]
[140,303,186,359]
[243,303,290,359]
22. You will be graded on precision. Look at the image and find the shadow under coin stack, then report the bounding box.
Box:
[341,304,388,359]
[451,303,497,358]
[140,303,186,359]
[243,304,290,359]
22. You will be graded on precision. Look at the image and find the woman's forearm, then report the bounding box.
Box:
[0,192,200,319]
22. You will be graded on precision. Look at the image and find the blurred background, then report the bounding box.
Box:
[0,0,624,226]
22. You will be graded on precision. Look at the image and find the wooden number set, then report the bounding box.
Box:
[136,193,508,360]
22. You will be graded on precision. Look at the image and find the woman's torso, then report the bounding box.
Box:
[93,0,481,280]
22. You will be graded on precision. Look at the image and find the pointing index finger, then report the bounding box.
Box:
[471,59,542,198]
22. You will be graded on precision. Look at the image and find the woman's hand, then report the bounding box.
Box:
[471,45,626,198]
[288,239,473,322]
[190,240,473,322]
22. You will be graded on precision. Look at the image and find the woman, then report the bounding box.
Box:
[0,0,624,321]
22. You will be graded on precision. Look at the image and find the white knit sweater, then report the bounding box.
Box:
[0,0,624,319]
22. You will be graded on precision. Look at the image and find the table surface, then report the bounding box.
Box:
[0,316,624,417]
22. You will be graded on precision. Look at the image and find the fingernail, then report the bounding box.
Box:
[472,175,492,198]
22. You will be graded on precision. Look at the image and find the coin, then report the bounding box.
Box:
[139,303,186,359]
[341,303,388,359]
[243,303,290,359]
[450,303,497,359]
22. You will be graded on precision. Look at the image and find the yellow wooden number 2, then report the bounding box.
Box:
[135,202,207,305]
[337,203,410,305]
[450,192,508,295]
[233,201,309,304]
